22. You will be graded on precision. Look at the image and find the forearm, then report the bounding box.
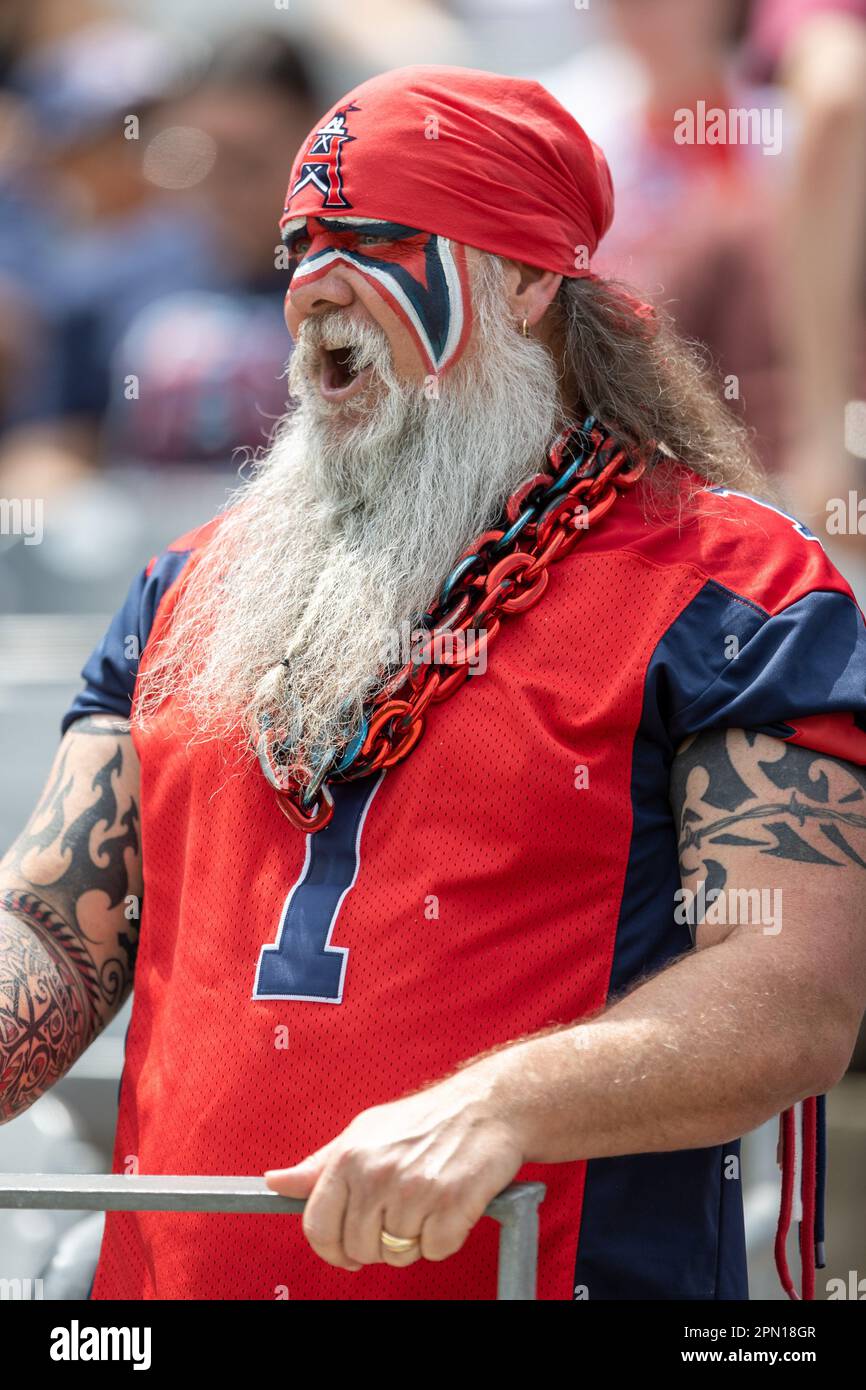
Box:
[461,932,851,1164]
[0,902,101,1124]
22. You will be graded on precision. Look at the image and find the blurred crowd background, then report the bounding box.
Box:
[1,0,865,1299]
[1,0,865,515]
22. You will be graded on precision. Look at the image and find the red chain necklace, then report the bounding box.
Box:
[258,417,647,832]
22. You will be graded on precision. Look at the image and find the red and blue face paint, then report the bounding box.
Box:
[282,217,473,376]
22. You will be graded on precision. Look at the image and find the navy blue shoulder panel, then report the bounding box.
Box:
[61,549,192,735]
[660,581,866,748]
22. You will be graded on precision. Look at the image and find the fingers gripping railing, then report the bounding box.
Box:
[0,1174,546,1301]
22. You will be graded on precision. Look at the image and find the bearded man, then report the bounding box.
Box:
[2,66,866,1303]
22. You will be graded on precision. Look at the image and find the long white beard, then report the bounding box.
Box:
[135,251,567,781]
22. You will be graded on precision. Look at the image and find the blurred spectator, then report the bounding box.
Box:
[0,19,319,489]
[0,1,102,449]
[0,5,206,494]
[744,0,866,548]
[103,30,320,465]
[538,0,866,545]
[538,1,789,474]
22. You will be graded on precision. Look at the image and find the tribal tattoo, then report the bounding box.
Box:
[0,715,142,1122]
[671,729,866,904]
[0,909,97,1121]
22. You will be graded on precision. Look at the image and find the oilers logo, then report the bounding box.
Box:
[288,103,358,210]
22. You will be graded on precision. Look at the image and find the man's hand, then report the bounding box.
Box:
[264,1075,523,1271]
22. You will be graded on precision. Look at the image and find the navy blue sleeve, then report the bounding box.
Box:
[61,549,193,735]
[647,581,866,764]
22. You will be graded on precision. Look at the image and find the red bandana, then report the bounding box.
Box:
[280,64,615,278]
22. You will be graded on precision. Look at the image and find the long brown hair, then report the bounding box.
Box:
[555,275,774,511]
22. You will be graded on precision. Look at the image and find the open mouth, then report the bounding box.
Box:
[319,344,374,400]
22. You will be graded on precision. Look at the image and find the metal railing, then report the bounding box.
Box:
[0,1173,546,1301]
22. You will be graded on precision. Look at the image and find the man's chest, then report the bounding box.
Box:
[133,551,693,1010]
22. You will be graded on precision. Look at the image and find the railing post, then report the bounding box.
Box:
[486,1182,546,1300]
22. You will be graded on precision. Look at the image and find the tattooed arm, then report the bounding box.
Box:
[0,714,142,1124]
[393,729,866,1165]
[671,728,866,947]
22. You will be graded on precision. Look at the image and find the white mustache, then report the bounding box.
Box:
[294,312,391,379]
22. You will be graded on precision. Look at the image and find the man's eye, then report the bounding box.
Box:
[292,238,311,256]
[357,233,392,247]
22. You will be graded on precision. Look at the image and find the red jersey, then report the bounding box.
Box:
[63,475,866,1300]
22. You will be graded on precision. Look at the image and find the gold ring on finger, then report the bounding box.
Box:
[380,1229,421,1254]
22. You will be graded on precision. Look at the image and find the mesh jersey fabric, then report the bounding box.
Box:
[62,474,866,1300]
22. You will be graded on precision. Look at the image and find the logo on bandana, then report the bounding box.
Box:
[288,102,358,210]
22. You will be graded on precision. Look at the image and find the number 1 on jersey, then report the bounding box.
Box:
[252,773,384,1002]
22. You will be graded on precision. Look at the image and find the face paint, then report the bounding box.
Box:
[282,217,473,375]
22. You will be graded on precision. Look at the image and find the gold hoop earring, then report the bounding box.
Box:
[521,318,529,338]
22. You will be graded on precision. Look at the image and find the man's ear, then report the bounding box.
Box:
[501,259,564,330]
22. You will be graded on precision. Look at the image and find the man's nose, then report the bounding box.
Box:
[286,264,356,326]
